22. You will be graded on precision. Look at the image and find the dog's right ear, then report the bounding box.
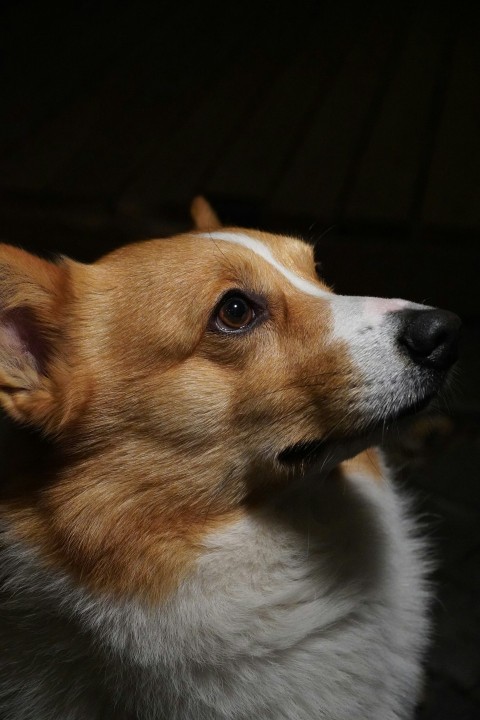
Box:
[0,244,71,432]
[190,196,222,231]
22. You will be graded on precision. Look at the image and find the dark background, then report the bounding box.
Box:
[1,1,479,717]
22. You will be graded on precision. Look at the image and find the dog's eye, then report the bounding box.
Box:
[216,295,255,332]
[210,290,267,334]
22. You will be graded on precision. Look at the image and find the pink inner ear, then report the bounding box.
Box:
[0,307,47,375]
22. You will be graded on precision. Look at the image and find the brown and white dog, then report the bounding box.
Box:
[0,199,460,719]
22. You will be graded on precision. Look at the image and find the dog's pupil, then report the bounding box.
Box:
[226,298,248,319]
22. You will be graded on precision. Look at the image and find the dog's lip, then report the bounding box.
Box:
[277,394,435,466]
[278,437,362,466]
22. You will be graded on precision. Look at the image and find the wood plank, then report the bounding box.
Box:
[422,5,480,232]
[203,1,369,204]
[49,0,242,200]
[119,2,321,215]
[311,235,478,318]
[0,0,201,196]
[268,1,414,223]
[0,2,79,153]
[344,0,450,227]
[0,190,477,316]
[0,191,184,262]
[0,1,129,157]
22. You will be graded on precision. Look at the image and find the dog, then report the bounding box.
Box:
[0,198,460,719]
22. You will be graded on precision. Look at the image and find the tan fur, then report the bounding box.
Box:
[0,228,363,602]
[342,448,385,484]
[191,196,222,230]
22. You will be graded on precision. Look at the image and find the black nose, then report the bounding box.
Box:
[399,309,461,370]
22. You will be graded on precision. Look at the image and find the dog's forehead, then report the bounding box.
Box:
[97,228,330,300]
[191,228,330,297]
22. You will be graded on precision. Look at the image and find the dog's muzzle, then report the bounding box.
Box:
[398,309,461,371]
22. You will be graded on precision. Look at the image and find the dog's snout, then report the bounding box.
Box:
[398,309,461,370]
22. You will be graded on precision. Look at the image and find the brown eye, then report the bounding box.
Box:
[216,295,255,332]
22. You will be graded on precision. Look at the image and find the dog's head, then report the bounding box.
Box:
[0,200,460,599]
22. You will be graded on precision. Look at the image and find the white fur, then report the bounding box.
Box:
[0,230,431,718]
[200,230,331,299]
[200,231,420,338]
[201,230,429,425]
[0,461,430,719]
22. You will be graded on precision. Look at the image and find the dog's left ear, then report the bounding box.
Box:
[0,244,71,432]
[190,196,222,230]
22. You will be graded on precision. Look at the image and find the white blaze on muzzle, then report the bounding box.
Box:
[199,230,416,342]
[199,230,435,424]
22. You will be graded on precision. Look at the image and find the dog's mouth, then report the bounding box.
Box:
[277,393,434,467]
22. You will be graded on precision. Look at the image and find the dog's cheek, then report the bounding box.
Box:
[312,340,366,433]
[275,326,364,441]
[140,359,234,451]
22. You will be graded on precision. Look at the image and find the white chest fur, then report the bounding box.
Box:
[0,469,429,720]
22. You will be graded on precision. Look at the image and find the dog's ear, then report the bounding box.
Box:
[0,244,71,431]
[190,196,222,231]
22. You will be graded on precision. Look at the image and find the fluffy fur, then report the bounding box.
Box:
[0,201,457,719]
